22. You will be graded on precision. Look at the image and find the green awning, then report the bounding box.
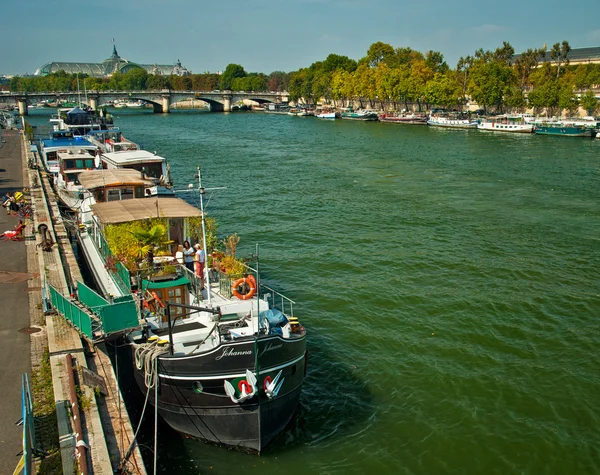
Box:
[142,276,190,290]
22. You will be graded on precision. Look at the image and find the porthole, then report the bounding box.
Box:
[192,381,203,394]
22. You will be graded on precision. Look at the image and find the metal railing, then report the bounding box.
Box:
[88,221,131,295]
[218,264,295,318]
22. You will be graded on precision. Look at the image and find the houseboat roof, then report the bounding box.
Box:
[92,197,202,224]
[101,150,165,166]
[41,136,95,150]
[79,169,154,189]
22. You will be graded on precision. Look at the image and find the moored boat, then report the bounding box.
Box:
[340,108,379,121]
[73,167,307,453]
[533,122,595,137]
[427,115,479,129]
[477,115,534,133]
[378,112,428,125]
[316,110,338,119]
[39,130,97,178]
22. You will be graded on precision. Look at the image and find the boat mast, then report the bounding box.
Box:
[197,166,211,305]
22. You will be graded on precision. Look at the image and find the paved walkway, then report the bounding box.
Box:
[0,129,32,473]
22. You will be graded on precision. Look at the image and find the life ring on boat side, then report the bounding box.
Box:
[263,375,272,391]
[151,291,165,308]
[238,380,252,395]
[231,276,257,300]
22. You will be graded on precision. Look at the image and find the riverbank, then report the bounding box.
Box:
[1,124,146,474]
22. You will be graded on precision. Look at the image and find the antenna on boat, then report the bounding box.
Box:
[194,166,226,306]
[175,167,226,304]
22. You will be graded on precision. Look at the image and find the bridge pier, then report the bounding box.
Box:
[161,95,170,113]
[17,98,28,116]
[223,95,232,112]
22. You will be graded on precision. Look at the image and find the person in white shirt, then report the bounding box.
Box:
[182,240,195,272]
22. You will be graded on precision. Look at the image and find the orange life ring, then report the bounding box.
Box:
[151,291,165,308]
[231,276,257,300]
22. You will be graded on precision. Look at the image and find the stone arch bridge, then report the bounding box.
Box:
[0,90,289,115]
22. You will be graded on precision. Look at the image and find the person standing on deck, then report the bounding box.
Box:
[182,240,195,272]
[194,243,205,289]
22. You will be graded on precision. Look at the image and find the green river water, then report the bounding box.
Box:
[29,109,600,474]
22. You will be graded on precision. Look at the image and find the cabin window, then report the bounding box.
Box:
[135,187,144,198]
[76,160,84,169]
[65,159,75,169]
[107,189,121,201]
[95,190,105,202]
[121,188,134,200]
[85,159,94,168]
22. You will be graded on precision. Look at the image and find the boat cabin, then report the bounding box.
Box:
[40,131,97,175]
[100,149,166,181]
[78,169,154,203]
[87,129,139,153]
[57,149,96,186]
[88,197,204,319]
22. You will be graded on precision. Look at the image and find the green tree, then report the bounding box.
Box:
[267,71,290,92]
[468,60,515,112]
[425,50,449,74]
[131,223,170,269]
[322,54,357,73]
[550,40,571,79]
[580,90,598,115]
[425,73,461,109]
[364,42,396,67]
[493,41,515,63]
[122,68,148,90]
[406,60,434,110]
[220,64,247,90]
[514,47,545,89]
[504,86,527,111]
[456,56,474,105]
[147,74,170,90]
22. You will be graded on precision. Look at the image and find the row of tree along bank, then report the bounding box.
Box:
[287,41,599,116]
[9,40,600,116]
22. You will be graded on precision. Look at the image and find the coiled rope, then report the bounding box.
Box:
[134,339,168,389]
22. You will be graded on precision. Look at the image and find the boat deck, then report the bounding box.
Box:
[78,231,126,298]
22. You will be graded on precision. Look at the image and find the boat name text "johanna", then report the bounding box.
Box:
[215,347,253,360]
[259,342,283,356]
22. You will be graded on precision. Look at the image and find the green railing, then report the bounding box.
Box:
[49,286,94,339]
[50,283,140,340]
[77,281,139,335]
[78,281,109,309]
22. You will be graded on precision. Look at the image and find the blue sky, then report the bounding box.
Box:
[3,0,600,76]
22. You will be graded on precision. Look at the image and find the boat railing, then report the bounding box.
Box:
[217,263,295,318]
[87,221,131,295]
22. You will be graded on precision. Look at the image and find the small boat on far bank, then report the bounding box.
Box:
[477,115,534,133]
[339,108,379,121]
[427,115,478,129]
[378,112,428,125]
[316,110,338,119]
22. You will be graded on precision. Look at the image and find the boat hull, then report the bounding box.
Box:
[340,114,378,121]
[378,116,427,125]
[534,125,594,137]
[131,334,307,453]
[427,119,478,129]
